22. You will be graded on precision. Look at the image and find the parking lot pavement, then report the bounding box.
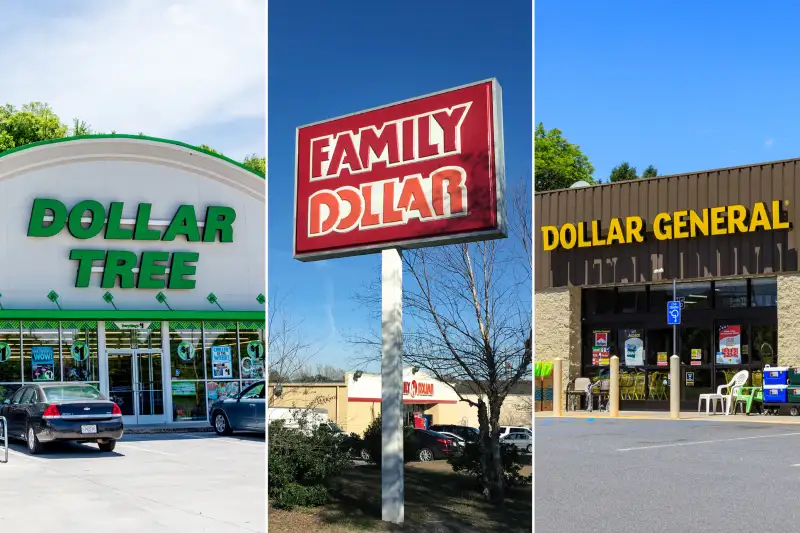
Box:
[0,432,265,532]
[536,418,800,532]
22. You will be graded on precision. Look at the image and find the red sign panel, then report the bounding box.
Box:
[294,79,506,261]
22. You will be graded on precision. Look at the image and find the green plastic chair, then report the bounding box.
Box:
[733,386,763,415]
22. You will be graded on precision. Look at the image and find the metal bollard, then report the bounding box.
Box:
[670,355,681,420]
[0,416,7,463]
[609,356,620,417]
[553,358,563,417]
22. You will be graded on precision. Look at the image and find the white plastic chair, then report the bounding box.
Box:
[721,370,749,415]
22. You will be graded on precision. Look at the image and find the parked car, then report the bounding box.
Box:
[499,426,532,439]
[209,380,265,435]
[0,383,123,454]
[413,429,456,461]
[500,432,532,454]
[428,424,480,443]
[436,431,466,448]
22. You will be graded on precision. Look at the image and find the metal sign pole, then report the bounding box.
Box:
[381,248,404,524]
[672,278,677,356]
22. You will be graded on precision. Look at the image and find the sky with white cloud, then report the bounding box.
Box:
[0,0,265,161]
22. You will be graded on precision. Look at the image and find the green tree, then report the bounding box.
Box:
[70,118,93,136]
[243,154,265,175]
[197,143,221,154]
[0,102,68,150]
[609,161,638,182]
[642,165,658,179]
[535,123,595,191]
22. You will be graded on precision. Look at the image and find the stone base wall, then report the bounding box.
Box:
[535,287,581,408]
[778,273,800,368]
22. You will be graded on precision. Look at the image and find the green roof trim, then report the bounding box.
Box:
[0,309,264,321]
[0,134,265,179]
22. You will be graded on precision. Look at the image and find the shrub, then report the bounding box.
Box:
[268,420,353,509]
[361,416,419,465]
[448,440,531,492]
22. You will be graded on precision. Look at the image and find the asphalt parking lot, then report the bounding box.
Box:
[0,432,265,532]
[536,417,800,532]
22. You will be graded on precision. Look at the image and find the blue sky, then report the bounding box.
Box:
[536,1,800,182]
[0,1,264,161]
[268,0,532,372]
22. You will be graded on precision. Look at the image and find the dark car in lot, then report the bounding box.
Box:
[0,383,123,454]
[209,380,265,435]
[413,428,457,461]
[428,424,480,443]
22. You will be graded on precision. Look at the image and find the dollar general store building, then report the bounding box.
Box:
[0,136,265,425]
[534,158,800,410]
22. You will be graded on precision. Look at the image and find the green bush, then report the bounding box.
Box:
[448,440,531,491]
[361,416,419,465]
[268,420,353,509]
[272,482,329,509]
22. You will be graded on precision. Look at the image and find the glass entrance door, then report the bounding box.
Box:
[107,349,165,424]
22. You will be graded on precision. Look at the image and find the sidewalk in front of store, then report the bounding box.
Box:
[535,410,800,424]
[125,422,214,434]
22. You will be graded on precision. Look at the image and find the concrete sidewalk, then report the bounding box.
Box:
[124,422,214,434]
[536,409,800,424]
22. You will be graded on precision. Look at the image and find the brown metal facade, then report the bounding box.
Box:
[535,158,800,290]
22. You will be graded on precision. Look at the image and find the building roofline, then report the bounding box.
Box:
[535,156,800,196]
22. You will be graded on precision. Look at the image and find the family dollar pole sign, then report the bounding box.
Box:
[293,79,506,261]
[293,80,506,526]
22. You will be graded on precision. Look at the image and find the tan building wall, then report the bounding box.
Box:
[268,383,348,428]
[778,273,800,367]
[268,383,531,434]
[431,395,532,428]
[535,286,582,407]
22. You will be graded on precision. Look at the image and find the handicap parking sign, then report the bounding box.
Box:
[667,301,681,325]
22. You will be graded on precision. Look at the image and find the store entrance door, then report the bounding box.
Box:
[107,349,166,425]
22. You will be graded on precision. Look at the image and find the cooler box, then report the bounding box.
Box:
[763,367,789,386]
[764,385,788,403]
[789,367,800,386]
[788,386,800,403]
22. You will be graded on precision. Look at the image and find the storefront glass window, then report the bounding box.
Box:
[584,288,615,316]
[649,284,673,312]
[22,326,59,382]
[616,286,647,314]
[646,328,673,366]
[715,280,748,308]
[61,326,99,384]
[675,282,712,310]
[171,381,207,422]
[0,323,21,386]
[751,325,777,367]
[680,327,712,366]
[751,278,777,307]
[136,327,162,351]
[169,326,205,381]
[716,324,749,365]
[239,326,265,385]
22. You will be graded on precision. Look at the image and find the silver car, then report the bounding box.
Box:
[209,381,265,435]
[500,431,532,454]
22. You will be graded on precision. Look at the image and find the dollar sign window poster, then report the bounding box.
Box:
[0,342,10,363]
[177,341,196,362]
[242,340,264,379]
[71,341,89,362]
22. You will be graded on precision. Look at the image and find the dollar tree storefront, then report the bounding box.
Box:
[0,136,265,425]
[534,158,800,410]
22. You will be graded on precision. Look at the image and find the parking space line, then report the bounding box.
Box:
[118,444,177,456]
[618,431,800,452]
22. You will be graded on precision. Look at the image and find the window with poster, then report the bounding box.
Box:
[590,329,613,367]
[619,329,645,367]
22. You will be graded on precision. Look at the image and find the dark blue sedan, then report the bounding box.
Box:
[209,380,265,435]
